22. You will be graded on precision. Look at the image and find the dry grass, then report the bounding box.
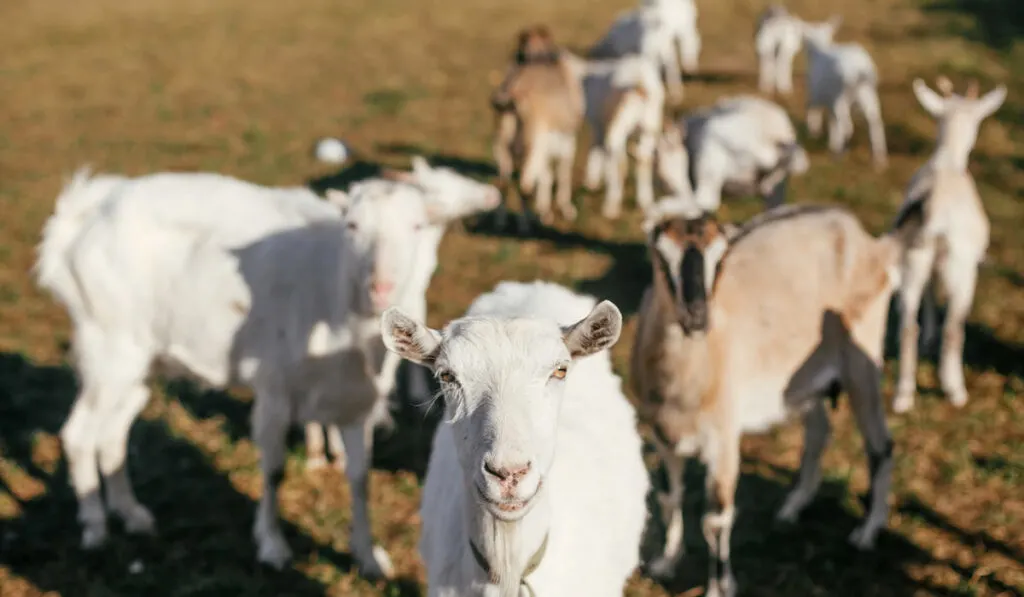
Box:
[0,0,1022,595]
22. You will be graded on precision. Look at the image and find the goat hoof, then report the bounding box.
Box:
[559,205,578,221]
[358,545,396,580]
[80,524,109,550]
[774,504,801,526]
[601,206,621,220]
[945,388,968,408]
[121,505,156,535]
[305,456,329,472]
[892,392,915,414]
[644,553,680,580]
[847,525,876,551]
[257,536,293,570]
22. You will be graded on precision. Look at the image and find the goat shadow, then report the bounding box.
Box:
[0,352,423,596]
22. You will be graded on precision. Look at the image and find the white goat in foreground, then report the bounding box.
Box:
[303,157,502,472]
[892,77,1007,413]
[381,280,649,597]
[571,52,666,218]
[656,95,810,212]
[631,200,924,596]
[755,4,805,95]
[588,0,693,103]
[802,16,888,169]
[35,168,464,577]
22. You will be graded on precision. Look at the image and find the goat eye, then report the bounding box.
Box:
[438,371,456,384]
[551,364,568,380]
[414,223,425,231]
[346,221,358,231]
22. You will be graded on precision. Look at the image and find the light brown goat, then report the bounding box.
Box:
[891,76,1006,413]
[630,200,924,597]
[491,26,585,232]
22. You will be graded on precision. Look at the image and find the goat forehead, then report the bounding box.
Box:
[440,319,568,378]
[351,188,427,226]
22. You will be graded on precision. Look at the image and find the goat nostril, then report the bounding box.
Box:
[483,461,507,480]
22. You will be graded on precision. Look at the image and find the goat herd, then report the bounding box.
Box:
[30,0,1007,596]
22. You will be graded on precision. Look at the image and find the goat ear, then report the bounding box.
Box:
[561,300,622,358]
[720,222,740,241]
[975,84,1007,120]
[325,189,351,210]
[381,168,417,184]
[912,78,946,117]
[828,14,843,30]
[411,155,432,176]
[380,307,442,367]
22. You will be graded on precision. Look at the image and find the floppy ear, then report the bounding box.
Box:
[561,300,623,358]
[325,189,351,211]
[976,84,1007,120]
[912,78,946,117]
[380,307,442,367]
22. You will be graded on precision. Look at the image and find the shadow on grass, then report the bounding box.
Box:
[923,0,1024,52]
[464,217,650,317]
[0,352,422,596]
[639,455,1015,596]
[376,143,498,179]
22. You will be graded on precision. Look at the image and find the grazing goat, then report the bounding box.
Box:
[381,280,649,597]
[631,199,924,596]
[304,157,502,472]
[802,16,888,169]
[656,95,809,212]
[755,4,805,95]
[891,77,1006,414]
[491,26,586,232]
[34,169,460,578]
[575,52,667,218]
[588,1,687,103]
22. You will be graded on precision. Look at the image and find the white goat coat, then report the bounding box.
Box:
[419,281,650,597]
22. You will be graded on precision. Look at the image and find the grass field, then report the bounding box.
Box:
[0,0,1022,595]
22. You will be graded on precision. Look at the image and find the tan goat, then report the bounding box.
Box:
[891,77,1007,413]
[491,26,586,232]
[630,200,924,597]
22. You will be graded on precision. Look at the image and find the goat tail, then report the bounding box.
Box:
[34,166,124,310]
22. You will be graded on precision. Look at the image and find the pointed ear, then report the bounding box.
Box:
[828,14,843,30]
[976,84,1007,120]
[380,307,442,367]
[561,300,622,358]
[411,155,432,176]
[325,189,351,211]
[912,78,946,117]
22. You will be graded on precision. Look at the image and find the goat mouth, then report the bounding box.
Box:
[475,482,542,517]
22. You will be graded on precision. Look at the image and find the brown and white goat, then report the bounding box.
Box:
[491,26,585,232]
[630,200,923,597]
[891,77,1006,413]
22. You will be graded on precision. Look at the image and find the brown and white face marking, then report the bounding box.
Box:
[645,207,730,334]
[514,24,560,65]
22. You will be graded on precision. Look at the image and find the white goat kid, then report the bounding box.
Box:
[572,52,666,218]
[304,156,502,472]
[891,77,1007,413]
[35,170,451,577]
[656,95,810,212]
[802,16,888,169]
[643,0,701,74]
[755,4,805,95]
[589,3,685,103]
[381,281,650,597]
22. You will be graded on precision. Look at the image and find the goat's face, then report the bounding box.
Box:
[514,24,560,64]
[643,204,730,334]
[380,301,622,522]
[912,77,1007,158]
[655,121,692,198]
[329,182,431,315]
[801,16,840,47]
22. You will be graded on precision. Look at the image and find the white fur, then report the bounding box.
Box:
[802,17,888,169]
[305,157,502,472]
[755,5,805,95]
[891,78,1006,413]
[567,52,666,218]
[656,95,810,212]
[33,167,485,577]
[381,281,649,597]
[588,0,693,103]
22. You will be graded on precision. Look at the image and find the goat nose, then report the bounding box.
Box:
[483,460,531,481]
[371,279,394,295]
